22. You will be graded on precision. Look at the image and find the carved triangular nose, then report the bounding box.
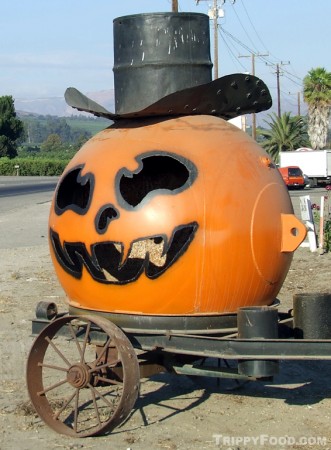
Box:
[95,204,119,234]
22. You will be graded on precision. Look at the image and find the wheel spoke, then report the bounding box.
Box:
[89,359,121,373]
[87,383,117,408]
[68,323,83,361]
[38,362,68,372]
[45,336,71,367]
[37,377,68,396]
[94,337,112,367]
[74,388,80,433]
[95,376,123,386]
[89,385,102,427]
[81,321,91,363]
[53,391,77,420]
[27,314,140,437]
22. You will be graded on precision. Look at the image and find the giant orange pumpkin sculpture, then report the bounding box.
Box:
[49,12,306,324]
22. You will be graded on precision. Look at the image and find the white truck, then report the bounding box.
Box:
[279,149,331,186]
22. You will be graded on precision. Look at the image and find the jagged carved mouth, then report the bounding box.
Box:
[50,222,198,285]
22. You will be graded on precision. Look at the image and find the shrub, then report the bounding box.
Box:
[0,158,69,176]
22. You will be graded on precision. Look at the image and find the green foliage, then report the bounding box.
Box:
[257,112,309,163]
[17,145,41,157]
[303,67,331,150]
[17,114,109,163]
[0,96,25,158]
[303,67,331,106]
[66,116,110,135]
[325,219,331,253]
[72,134,90,151]
[22,116,82,144]
[0,157,69,176]
[40,133,64,152]
[18,143,78,160]
[21,114,108,146]
[0,135,17,158]
[312,186,331,253]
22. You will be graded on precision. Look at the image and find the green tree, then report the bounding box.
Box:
[71,133,90,151]
[0,96,25,158]
[258,112,309,163]
[40,133,64,153]
[26,119,45,144]
[45,117,71,142]
[303,67,331,149]
[21,115,92,146]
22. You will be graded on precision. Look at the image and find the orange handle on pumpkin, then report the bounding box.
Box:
[281,214,307,252]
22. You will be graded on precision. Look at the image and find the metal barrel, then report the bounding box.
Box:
[237,306,279,378]
[293,292,331,339]
[113,12,212,115]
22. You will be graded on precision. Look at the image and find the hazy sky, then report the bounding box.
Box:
[0,0,330,116]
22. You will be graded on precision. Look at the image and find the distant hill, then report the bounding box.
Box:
[14,87,311,126]
[14,90,115,117]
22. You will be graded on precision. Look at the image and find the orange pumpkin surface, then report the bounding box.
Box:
[49,115,306,315]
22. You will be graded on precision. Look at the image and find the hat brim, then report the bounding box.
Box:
[65,73,272,121]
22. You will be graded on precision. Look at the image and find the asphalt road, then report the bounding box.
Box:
[0,176,58,249]
[288,186,327,218]
[0,176,58,206]
[0,180,57,197]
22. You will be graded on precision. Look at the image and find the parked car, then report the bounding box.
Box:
[278,166,305,189]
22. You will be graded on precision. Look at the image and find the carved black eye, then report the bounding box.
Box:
[116,152,197,209]
[55,165,94,215]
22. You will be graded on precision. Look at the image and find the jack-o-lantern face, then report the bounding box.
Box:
[50,152,198,285]
[49,115,306,316]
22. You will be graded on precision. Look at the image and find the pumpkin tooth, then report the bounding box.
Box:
[114,242,122,253]
[101,268,119,283]
[128,237,167,267]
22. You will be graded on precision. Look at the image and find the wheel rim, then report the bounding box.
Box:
[26,314,140,437]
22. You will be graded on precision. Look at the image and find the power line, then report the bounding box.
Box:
[229,1,259,54]
[196,0,236,79]
[239,52,269,139]
[222,27,302,88]
[220,1,306,119]
[239,0,269,53]
[196,0,304,111]
[218,30,248,72]
[266,61,290,117]
[221,27,256,56]
[282,71,303,87]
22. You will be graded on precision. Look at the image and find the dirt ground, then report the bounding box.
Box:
[1,199,331,450]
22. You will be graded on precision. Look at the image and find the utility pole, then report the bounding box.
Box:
[276,64,281,117]
[288,91,302,116]
[239,52,268,140]
[212,0,219,79]
[172,0,178,12]
[269,61,289,118]
[196,0,235,80]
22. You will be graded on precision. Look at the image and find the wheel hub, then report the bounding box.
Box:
[67,364,91,388]
[27,314,140,437]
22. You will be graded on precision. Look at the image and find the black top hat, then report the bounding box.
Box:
[65,12,272,121]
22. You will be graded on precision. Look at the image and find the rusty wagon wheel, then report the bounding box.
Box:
[26,314,140,437]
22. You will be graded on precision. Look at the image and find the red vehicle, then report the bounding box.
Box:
[278,166,305,189]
